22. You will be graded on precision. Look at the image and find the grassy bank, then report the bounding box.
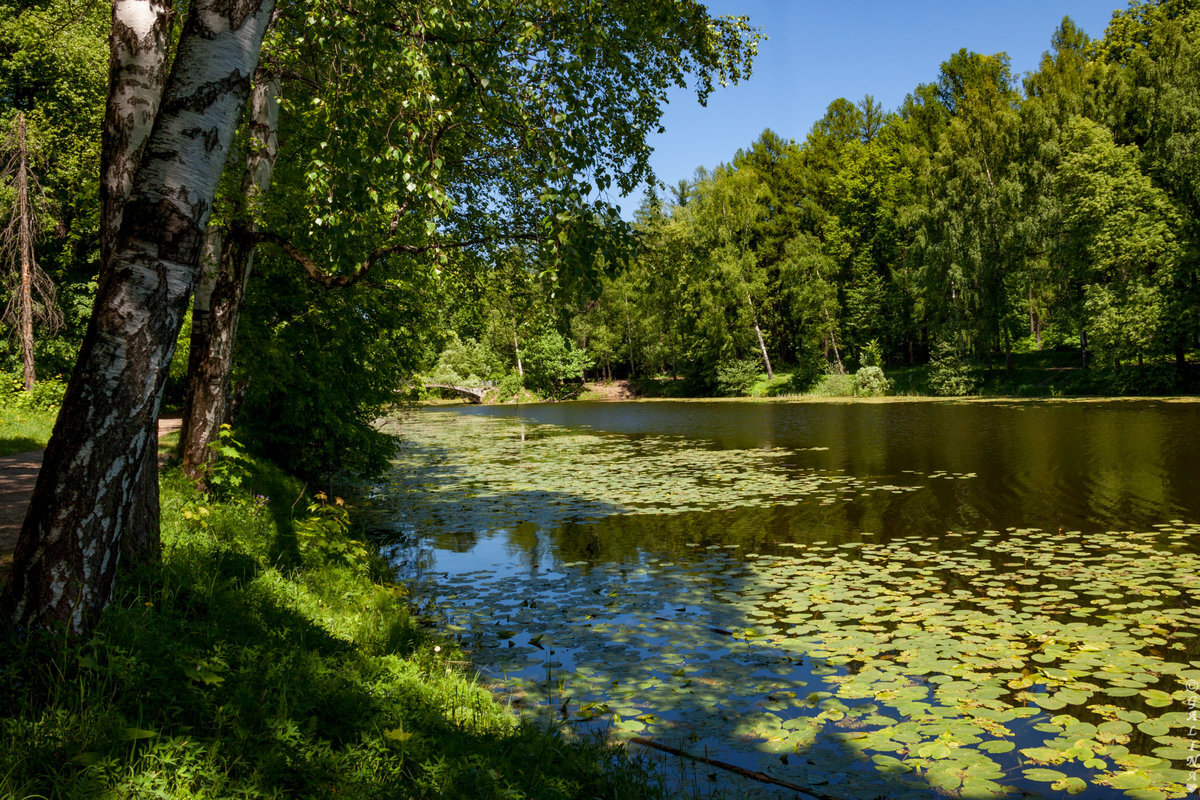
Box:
[0,452,666,799]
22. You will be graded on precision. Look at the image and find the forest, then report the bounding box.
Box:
[432,2,1200,403]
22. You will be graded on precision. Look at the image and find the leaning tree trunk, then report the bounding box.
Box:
[100,0,175,567]
[746,291,773,380]
[180,70,280,480]
[2,0,275,636]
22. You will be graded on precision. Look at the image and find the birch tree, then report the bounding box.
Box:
[3,0,274,635]
[178,0,760,477]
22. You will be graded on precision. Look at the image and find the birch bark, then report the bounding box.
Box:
[3,0,275,635]
[100,0,175,268]
[180,70,280,479]
[102,0,175,566]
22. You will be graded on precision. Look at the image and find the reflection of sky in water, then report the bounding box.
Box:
[366,403,1200,800]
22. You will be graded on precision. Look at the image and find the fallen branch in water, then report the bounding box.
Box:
[629,736,845,800]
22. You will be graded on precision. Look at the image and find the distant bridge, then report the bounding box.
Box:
[425,384,487,403]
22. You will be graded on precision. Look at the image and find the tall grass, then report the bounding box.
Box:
[0,455,667,799]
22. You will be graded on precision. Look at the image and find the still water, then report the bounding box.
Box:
[365,399,1200,800]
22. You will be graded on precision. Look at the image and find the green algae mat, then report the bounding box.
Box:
[367,409,1200,800]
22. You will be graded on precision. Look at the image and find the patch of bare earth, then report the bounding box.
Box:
[582,380,639,400]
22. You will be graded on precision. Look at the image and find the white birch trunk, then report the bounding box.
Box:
[100,0,174,268]
[746,291,773,381]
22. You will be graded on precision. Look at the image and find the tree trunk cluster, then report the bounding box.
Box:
[2,0,275,635]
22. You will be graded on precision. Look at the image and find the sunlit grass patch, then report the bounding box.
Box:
[0,405,56,456]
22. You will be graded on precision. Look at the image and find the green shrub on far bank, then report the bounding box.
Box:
[715,359,761,396]
[852,365,892,397]
[0,453,667,800]
[927,341,980,397]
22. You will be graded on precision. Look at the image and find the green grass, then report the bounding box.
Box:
[0,405,57,456]
[0,452,668,799]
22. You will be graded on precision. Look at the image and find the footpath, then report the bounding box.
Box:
[0,418,182,585]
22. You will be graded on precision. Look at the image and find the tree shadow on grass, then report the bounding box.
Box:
[0,436,43,457]
[0,533,669,800]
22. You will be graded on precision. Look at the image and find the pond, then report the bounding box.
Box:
[363,399,1200,800]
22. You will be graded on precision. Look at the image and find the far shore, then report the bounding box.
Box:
[414,379,1200,408]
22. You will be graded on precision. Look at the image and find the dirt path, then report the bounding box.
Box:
[0,417,182,584]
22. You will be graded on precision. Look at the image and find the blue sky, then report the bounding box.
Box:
[631,0,1123,207]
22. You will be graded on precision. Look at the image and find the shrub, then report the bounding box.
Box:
[0,373,67,411]
[491,371,526,402]
[522,332,591,400]
[715,358,761,396]
[860,339,884,369]
[927,340,979,397]
[853,365,892,397]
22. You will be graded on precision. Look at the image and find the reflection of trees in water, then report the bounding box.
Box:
[377,535,436,585]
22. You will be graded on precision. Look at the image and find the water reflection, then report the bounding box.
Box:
[441,399,1200,535]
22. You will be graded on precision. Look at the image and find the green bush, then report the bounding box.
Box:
[491,371,525,402]
[853,365,892,397]
[522,332,591,400]
[860,339,884,369]
[927,340,979,397]
[0,373,67,411]
[715,358,761,396]
[809,370,856,396]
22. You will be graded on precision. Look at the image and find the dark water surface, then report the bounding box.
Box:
[452,399,1200,534]
[366,400,1200,800]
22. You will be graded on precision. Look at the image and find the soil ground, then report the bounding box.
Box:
[582,380,639,400]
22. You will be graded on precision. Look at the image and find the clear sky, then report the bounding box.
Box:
[632,0,1124,208]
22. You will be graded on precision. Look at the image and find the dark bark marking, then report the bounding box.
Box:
[188,0,266,36]
[182,125,222,152]
[123,197,207,264]
[159,70,252,119]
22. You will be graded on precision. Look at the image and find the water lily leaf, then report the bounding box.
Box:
[1137,720,1169,737]
[1051,776,1088,794]
[1108,771,1151,790]
[1023,768,1068,782]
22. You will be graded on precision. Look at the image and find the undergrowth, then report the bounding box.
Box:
[0,454,666,799]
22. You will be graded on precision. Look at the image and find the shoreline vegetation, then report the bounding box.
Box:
[418,347,1200,406]
[0,430,678,800]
